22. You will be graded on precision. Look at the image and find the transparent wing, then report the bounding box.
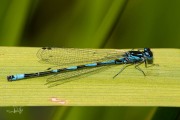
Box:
[37,47,126,67]
[45,65,112,87]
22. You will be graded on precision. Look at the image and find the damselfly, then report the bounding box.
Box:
[7,48,154,86]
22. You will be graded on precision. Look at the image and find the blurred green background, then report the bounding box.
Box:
[0,0,180,119]
[1,0,180,47]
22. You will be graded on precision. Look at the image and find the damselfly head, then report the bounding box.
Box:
[144,48,153,64]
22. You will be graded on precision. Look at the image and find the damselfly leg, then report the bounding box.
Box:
[113,64,133,79]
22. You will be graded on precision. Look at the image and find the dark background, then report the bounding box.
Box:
[1,0,180,47]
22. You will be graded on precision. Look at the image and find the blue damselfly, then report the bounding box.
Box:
[7,48,154,86]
